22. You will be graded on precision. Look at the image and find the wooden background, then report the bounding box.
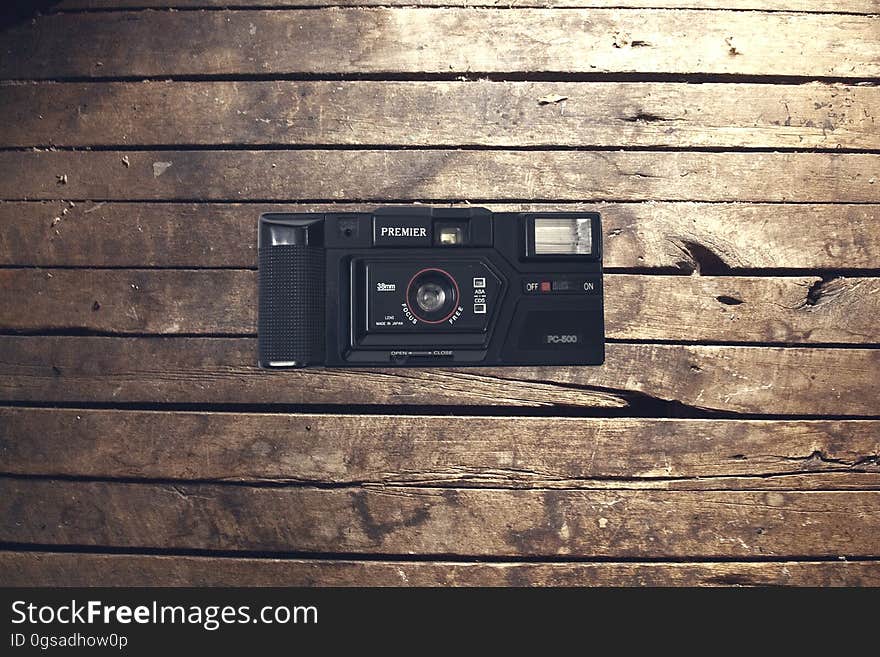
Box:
[1,0,879,586]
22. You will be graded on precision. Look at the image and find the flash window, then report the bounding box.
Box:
[524,215,599,259]
[533,218,592,255]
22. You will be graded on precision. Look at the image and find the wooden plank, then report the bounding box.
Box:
[2,408,878,488]
[3,201,878,270]
[4,552,880,587]
[2,479,879,556]
[52,1,880,16]
[4,269,880,344]
[1,150,877,202]
[3,81,878,150]
[3,10,879,79]
[1,337,878,414]
[0,269,255,335]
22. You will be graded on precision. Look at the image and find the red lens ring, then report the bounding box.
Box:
[405,268,461,324]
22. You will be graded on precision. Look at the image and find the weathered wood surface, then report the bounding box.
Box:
[3,201,878,270]
[4,552,880,587]
[2,408,878,488]
[52,0,880,15]
[2,479,878,557]
[1,151,878,202]
[2,337,878,414]
[3,81,878,149]
[4,269,879,344]
[4,10,880,79]
[3,0,879,587]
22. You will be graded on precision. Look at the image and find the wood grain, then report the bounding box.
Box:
[2,337,878,414]
[2,479,879,557]
[4,201,878,270]
[1,150,878,202]
[3,10,879,79]
[3,81,878,149]
[4,552,880,587]
[4,269,879,344]
[2,408,878,488]
[4,0,877,588]
[52,1,880,15]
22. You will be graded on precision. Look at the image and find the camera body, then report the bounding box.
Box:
[258,206,604,368]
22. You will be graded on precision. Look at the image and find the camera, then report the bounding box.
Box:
[258,206,604,368]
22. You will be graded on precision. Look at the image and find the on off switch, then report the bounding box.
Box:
[523,277,601,295]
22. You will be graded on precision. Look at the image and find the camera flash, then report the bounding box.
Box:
[533,218,592,255]
[439,226,463,245]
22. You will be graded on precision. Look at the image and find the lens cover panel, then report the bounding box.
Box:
[362,259,501,333]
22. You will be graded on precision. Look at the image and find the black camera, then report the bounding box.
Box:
[258,206,604,368]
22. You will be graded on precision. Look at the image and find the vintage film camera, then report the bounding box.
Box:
[258,206,604,368]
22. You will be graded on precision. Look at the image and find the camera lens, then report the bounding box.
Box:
[405,268,459,324]
[416,282,446,314]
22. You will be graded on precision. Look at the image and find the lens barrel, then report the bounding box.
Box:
[406,268,459,323]
[416,282,447,313]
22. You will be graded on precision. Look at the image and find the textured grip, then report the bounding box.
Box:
[258,244,325,367]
